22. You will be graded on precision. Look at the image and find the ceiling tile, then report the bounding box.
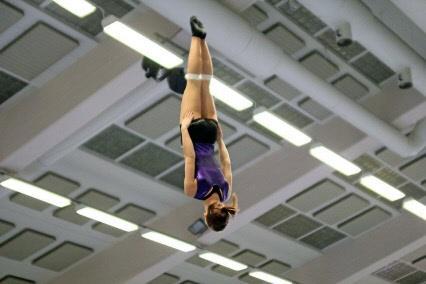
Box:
[277,0,327,35]
[0,70,27,105]
[375,168,407,187]
[0,1,23,34]
[374,261,416,281]
[0,275,35,284]
[241,4,268,26]
[165,134,183,154]
[0,219,15,237]
[400,154,426,182]
[179,281,199,284]
[351,52,395,84]
[332,74,369,101]
[226,135,269,169]
[120,143,181,177]
[338,207,391,236]
[10,172,80,211]
[353,154,383,172]
[287,179,345,212]
[300,226,346,249]
[32,241,93,272]
[314,194,369,225]
[266,0,281,5]
[399,183,426,200]
[0,229,55,261]
[91,223,125,237]
[126,95,181,139]
[274,103,314,129]
[211,264,240,277]
[0,22,78,80]
[82,125,144,160]
[375,147,407,167]
[186,255,211,268]
[115,204,156,225]
[34,172,80,195]
[298,97,332,121]
[237,80,280,108]
[273,214,322,239]
[9,193,49,212]
[300,51,339,80]
[316,29,366,61]
[239,273,264,284]
[248,121,283,143]
[216,99,254,123]
[148,273,180,284]
[76,189,120,210]
[264,23,305,55]
[208,239,240,255]
[255,204,296,227]
[259,259,291,275]
[233,249,267,266]
[53,206,89,225]
[264,75,300,101]
[212,58,244,85]
[396,271,426,284]
[45,2,103,36]
[90,0,133,18]
[159,164,184,191]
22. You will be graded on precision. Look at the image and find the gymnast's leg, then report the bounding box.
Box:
[200,37,218,122]
[180,36,203,123]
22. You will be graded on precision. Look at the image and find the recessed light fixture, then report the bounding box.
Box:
[253,110,312,146]
[209,78,253,111]
[310,145,361,176]
[0,178,71,207]
[141,231,196,252]
[360,175,405,201]
[198,252,248,271]
[102,16,184,69]
[249,271,293,284]
[52,0,96,18]
[403,198,426,220]
[76,206,138,232]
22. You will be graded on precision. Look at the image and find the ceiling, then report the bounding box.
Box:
[0,0,425,283]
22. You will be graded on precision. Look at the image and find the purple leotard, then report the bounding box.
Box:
[192,142,229,202]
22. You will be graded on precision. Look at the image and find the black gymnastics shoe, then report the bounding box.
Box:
[190,16,206,39]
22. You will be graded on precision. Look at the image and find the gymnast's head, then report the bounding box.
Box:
[204,201,237,232]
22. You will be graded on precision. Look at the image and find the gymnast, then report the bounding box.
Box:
[180,16,239,232]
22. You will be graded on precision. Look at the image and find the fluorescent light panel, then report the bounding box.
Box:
[403,198,426,220]
[310,145,361,176]
[0,178,71,207]
[360,175,405,201]
[103,18,183,69]
[210,78,253,111]
[52,0,96,18]
[76,206,138,232]
[198,252,248,271]
[141,231,196,252]
[249,271,293,284]
[253,111,312,146]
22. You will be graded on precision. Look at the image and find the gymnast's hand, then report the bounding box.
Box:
[181,111,194,130]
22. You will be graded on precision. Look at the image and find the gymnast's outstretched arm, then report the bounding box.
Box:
[217,125,233,192]
[181,112,197,197]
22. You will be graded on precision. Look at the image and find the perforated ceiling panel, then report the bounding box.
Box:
[0,70,27,105]
[264,23,305,55]
[300,51,339,80]
[0,1,23,34]
[351,52,395,84]
[241,4,268,27]
[0,23,78,80]
[32,242,93,272]
[332,74,369,101]
[126,95,181,139]
[264,75,300,101]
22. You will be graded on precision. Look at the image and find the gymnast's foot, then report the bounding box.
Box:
[190,16,206,39]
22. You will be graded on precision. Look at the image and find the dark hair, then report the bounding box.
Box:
[205,204,237,232]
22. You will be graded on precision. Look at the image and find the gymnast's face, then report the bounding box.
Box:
[204,201,224,218]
